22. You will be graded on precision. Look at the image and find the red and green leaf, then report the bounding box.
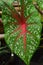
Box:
[2,0,42,65]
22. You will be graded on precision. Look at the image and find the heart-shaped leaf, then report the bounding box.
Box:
[2,0,42,65]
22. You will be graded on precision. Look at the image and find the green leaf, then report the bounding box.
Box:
[36,0,43,10]
[2,0,14,4]
[2,0,42,65]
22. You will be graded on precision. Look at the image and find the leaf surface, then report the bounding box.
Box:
[2,0,42,65]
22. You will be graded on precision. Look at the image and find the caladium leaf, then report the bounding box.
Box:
[2,0,42,65]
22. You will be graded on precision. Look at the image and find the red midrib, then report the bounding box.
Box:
[21,23,26,34]
[20,18,27,50]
